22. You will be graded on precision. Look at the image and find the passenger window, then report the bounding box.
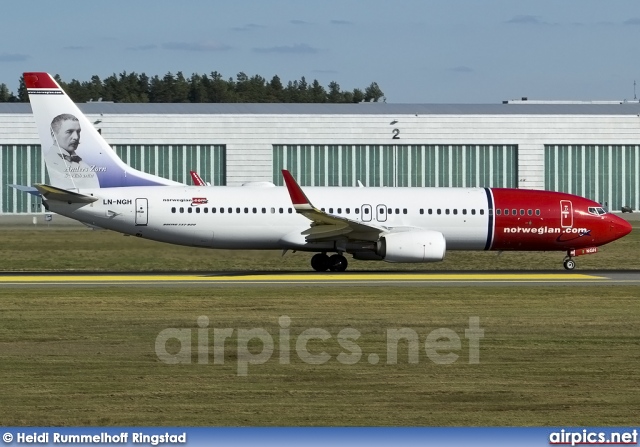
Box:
[279,207,283,214]
[520,209,525,216]
[535,209,540,216]
[480,209,484,215]
[196,208,200,213]
[262,208,266,213]
[180,207,184,213]
[527,209,532,216]
[226,207,231,213]
[338,208,342,214]
[428,209,433,215]
[171,207,176,213]
[204,208,208,214]
[253,207,257,213]
[271,207,275,213]
[471,209,476,215]
[462,209,467,215]
[329,208,334,213]
[496,209,501,215]
[355,208,360,214]
[420,209,424,215]
[220,208,224,214]
[504,209,509,215]
[437,209,442,215]
[244,207,249,213]
[236,207,240,213]
[403,209,407,214]
[453,209,458,215]
[321,208,325,212]
[445,209,450,215]
[395,208,400,214]
[288,208,293,213]
[380,208,385,214]
[346,208,350,214]
[364,208,370,214]
[188,208,192,214]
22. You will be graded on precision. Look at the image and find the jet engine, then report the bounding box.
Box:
[376,230,446,263]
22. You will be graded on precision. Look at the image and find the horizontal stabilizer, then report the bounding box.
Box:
[8,184,41,196]
[34,183,98,203]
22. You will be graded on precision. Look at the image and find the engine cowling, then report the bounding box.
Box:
[376,230,446,263]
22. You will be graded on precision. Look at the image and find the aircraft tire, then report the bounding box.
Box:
[563,259,576,270]
[328,254,348,272]
[311,253,330,272]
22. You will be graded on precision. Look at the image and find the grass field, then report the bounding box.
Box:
[0,222,638,271]
[0,225,638,426]
[0,285,638,426]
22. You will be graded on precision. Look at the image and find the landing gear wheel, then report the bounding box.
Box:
[328,254,348,272]
[311,253,330,272]
[563,259,576,270]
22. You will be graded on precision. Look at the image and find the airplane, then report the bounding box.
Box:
[19,72,632,272]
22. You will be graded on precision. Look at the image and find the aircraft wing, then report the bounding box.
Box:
[281,170,384,242]
[34,183,98,204]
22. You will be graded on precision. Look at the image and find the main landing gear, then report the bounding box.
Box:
[311,252,348,272]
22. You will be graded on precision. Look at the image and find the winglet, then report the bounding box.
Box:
[282,170,313,210]
[190,170,206,186]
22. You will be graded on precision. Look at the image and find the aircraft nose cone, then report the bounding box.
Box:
[610,215,632,239]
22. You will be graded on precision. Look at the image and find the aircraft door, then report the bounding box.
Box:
[135,198,148,226]
[376,204,387,222]
[560,200,573,228]
[361,204,372,222]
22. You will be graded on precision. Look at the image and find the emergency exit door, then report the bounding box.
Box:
[560,200,572,228]
[135,198,148,226]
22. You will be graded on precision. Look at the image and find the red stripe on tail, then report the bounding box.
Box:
[23,72,59,89]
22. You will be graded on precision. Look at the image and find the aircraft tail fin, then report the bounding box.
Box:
[24,72,182,190]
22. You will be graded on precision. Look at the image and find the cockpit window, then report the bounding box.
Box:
[588,207,607,216]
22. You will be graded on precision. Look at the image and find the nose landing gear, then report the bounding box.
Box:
[563,257,576,270]
[311,252,348,272]
[562,247,598,270]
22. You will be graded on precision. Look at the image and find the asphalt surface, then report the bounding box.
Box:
[0,270,639,288]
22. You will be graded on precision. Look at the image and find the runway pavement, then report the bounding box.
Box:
[1,271,639,287]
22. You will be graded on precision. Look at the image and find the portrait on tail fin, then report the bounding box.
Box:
[25,72,182,189]
[45,113,100,190]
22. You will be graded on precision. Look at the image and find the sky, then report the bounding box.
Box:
[1,0,639,103]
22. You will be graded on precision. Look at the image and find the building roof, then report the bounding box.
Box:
[2,102,640,115]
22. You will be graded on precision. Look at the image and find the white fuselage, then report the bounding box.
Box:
[50,185,492,251]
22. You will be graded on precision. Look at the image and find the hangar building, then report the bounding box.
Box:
[1,100,640,214]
